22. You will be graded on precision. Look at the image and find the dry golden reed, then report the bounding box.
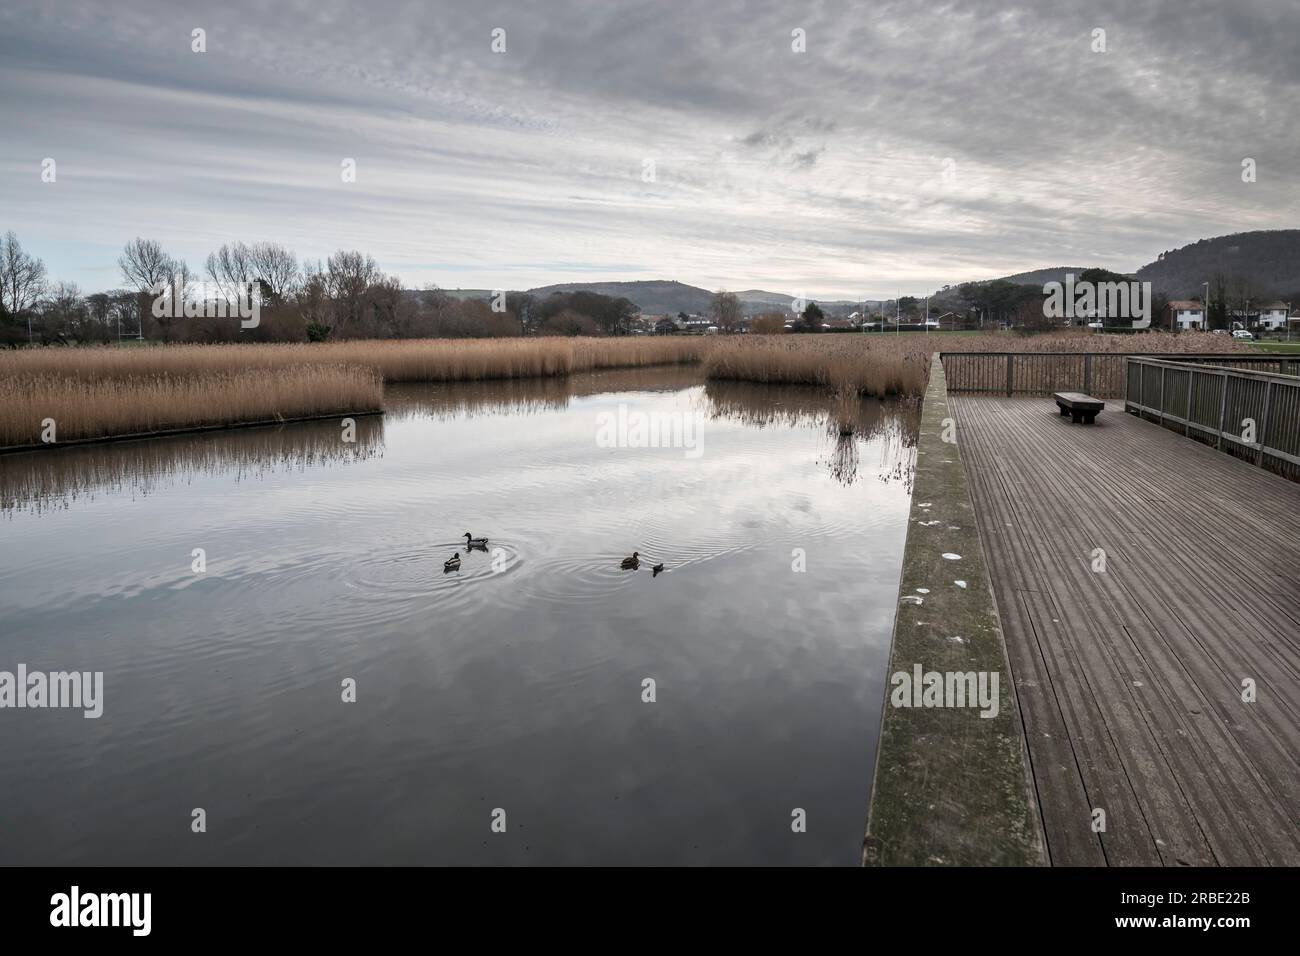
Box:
[0,365,383,448]
[705,335,931,397]
[0,338,707,448]
[1,331,1247,448]
[703,330,1249,397]
[0,337,709,384]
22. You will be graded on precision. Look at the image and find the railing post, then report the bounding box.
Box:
[1159,366,1167,423]
[1084,354,1092,395]
[1258,380,1274,467]
[1139,360,1145,417]
[1185,369,1194,436]
[1216,370,1228,450]
[1006,353,1013,397]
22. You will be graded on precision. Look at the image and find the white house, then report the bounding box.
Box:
[1166,300,1205,330]
[1258,301,1290,332]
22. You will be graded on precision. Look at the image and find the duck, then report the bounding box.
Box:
[652,563,665,577]
[444,552,461,572]
[620,551,640,570]
[464,532,489,549]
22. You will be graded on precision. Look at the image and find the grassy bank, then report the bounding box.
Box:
[0,365,383,449]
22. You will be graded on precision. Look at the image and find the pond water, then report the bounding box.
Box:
[0,368,918,865]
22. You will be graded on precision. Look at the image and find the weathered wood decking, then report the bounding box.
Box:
[952,397,1300,865]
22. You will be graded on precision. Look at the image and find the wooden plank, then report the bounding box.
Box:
[950,396,1300,867]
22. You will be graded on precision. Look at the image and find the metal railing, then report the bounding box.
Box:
[1125,356,1300,478]
[941,352,1300,398]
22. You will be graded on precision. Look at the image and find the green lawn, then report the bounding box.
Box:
[1248,340,1300,353]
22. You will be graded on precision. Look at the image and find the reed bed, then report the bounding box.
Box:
[702,330,1250,398]
[0,365,383,448]
[0,337,707,449]
[704,335,932,397]
[0,331,1248,449]
[0,336,709,384]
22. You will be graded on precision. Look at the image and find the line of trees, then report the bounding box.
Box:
[0,231,641,346]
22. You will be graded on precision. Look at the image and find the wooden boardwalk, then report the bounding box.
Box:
[952,397,1300,866]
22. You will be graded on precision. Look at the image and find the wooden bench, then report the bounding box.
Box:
[1054,392,1104,424]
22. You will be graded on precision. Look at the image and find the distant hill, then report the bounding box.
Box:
[433,230,1300,315]
[521,280,860,316]
[998,266,1096,286]
[1136,230,1300,298]
[935,231,1300,299]
[523,280,713,315]
[430,281,867,316]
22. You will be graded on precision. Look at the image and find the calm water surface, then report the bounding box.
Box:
[0,368,918,865]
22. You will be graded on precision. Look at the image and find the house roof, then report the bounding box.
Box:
[1259,301,1289,310]
[1167,300,1204,310]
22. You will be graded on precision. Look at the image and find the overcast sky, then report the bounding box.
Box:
[1,0,1296,298]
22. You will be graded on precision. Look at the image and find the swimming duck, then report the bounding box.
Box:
[464,532,489,549]
[620,551,640,570]
[444,552,461,572]
[652,563,664,577]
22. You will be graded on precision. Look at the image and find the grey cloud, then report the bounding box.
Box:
[0,0,1295,298]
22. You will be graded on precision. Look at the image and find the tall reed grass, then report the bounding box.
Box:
[0,337,706,448]
[703,330,1249,397]
[0,337,709,384]
[705,336,932,397]
[0,331,1247,448]
[0,365,383,448]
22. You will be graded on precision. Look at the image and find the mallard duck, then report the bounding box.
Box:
[464,532,488,549]
[620,551,640,570]
[652,563,664,577]
[444,552,461,572]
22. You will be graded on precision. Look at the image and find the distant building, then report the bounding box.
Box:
[653,317,679,335]
[1258,301,1290,331]
[1165,300,1205,330]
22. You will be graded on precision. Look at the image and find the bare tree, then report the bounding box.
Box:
[710,290,743,333]
[150,259,194,342]
[85,292,116,343]
[208,241,299,305]
[38,281,86,341]
[325,249,382,336]
[368,274,411,337]
[118,237,174,292]
[0,231,49,340]
[205,242,255,302]
[297,262,334,339]
[247,242,299,303]
[118,238,179,340]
